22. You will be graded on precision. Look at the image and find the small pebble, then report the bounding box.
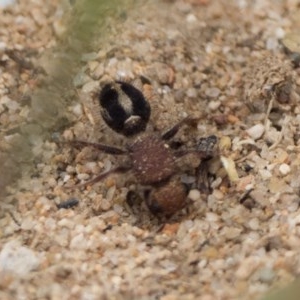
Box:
[0,0,15,8]
[266,37,279,51]
[63,174,71,183]
[0,41,7,51]
[73,72,90,88]
[258,267,275,283]
[212,189,224,200]
[93,64,105,79]
[113,204,123,214]
[188,189,201,201]
[205,212,219,222]
[259,169,272,180]
[0,241,42,276]
[81,52,98,62]
[70,233,88,250]
[219,136,232,151]
[248,218,259,230]
[246,124,265,140]
[186,13,197,23]
[82,80,99,93]
[208,100,221,111]
[77,173,90,181]
[101,198,112,211]
[275,27,285,39]
[72,103,83,117]
[106,186,116,202]
[205,87,220,98]
[279,163,291,176]
[186,87,198,98]
[57,218,76,229]
[236,257,260,280]
[181,174,196,185]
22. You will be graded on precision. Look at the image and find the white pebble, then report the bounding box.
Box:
[73,72,90,87]
[106,185,116,202]
[63,174,71,183]
[248,218,260,230]
[212,189,224,200]
[0,0,15,8]
[1,96,20,111]
[188,189,201,201]
[205,212,219,222]
[208,100,221,111]
[236,257,260,280]
[0,41,7,51]
[205,87,221,98]
[186,88,198,98]
[258,169,272,180]
[258,267,275,283]
[72,103,83,117]
[70,234,85,250]
[77,173,90,181]
[21,217,35,230]
[0,241,42,276]
[82,80,99,93]
[57,218,75,229]
[266,37,278,50]
[275,27,285,39]
[66,165,75,174]
[85,161,98,173]
[186,14,197,23]
[81,52,98,62]
[93,64,105,79]
[101,198,112,211]
[113,204,123,214]
[246,124,265,140]
[279,163,291,176]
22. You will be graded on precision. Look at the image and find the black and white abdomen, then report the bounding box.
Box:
[98,81,151,136]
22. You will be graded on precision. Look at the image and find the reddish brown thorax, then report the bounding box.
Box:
[129,134,175,185]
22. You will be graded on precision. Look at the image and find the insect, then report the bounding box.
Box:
[56,198,79,209]
[65,80,217,217]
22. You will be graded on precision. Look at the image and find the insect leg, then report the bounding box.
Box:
[66,165,131,189]
[161,116,198,140]
[63,140,128,155]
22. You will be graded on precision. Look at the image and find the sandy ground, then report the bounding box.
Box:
[1,0,300,299]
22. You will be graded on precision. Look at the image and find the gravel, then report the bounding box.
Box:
[1,0,300,299]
